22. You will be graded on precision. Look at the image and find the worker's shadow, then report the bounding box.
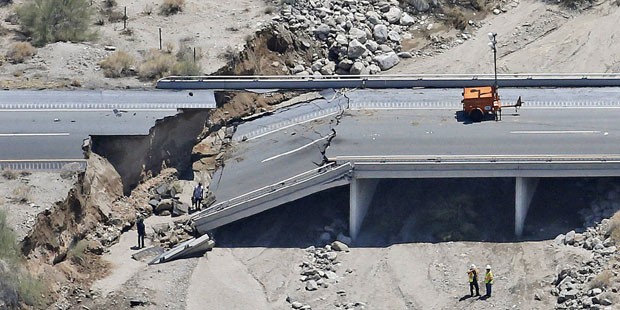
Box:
[458,294,474,301]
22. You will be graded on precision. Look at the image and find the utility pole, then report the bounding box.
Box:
[488,32,498,89]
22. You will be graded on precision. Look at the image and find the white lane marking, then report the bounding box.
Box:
[0,133,70,137]
[262,136,329,163]
[510,130,601,134]
[245,111,340,142]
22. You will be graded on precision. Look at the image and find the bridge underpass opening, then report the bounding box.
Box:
[214,186,350,248]
[353,177,620,246]
[207,177,620,248]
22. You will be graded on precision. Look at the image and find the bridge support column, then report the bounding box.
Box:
[350,178,379,241]
[515,177,539,237]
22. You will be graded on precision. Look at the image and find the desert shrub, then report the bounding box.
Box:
[172,60,201,76]
[558,0,594,9]
[443,7,468,30]
[16,0,96,46]
[159,0,184,16]
[17,273,46,307]
[107,9,125,22]
[100,51,135,77]
[138,49,175,80]
[0,211,18,261]
[11,185,32,203]
[6,42,36,63]
[67,240,88,265]
[1,167,18,180]
[0,0,12,6]
[221,46,242,66]
[588,270,614,290]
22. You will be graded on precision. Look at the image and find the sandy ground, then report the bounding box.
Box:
[0,171,75,241]
[0,0,274,89]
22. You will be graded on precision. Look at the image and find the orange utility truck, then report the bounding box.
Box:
[461,86,522,122]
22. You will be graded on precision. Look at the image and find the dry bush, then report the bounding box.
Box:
[443,7,468,30]
[159,0,184,16]
[107,9,125,22]
[173,44,202,75]
[588,270,614,290]
[11,185,32,203]
[0,0,12,6]
[1,168,18,180]
[100,51,135,77]
[138,49,175,80]
[6,42,36,63]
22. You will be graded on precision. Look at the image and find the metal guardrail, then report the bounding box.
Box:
[0,159,87,171]
[329,154,620,163]
[194,162,352,221]
[156,74,620,90]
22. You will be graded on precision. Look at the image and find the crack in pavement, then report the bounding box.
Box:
[314,89,350,167]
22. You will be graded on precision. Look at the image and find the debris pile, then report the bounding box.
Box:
[552,186,620,309]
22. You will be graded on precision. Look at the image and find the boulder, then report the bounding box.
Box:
[172,202,189,217]
[313,24,331,40]
[400,13,416,26]
[306,280,319,291]
[155,199,174,214]
[365,40,379,52]
[366,11,382,25]
[349,27,367,43]
[338,59,354,70]
[397,51,412,58]
[335,33,348,45]
[349,62,367,75]
[347,39,367,59]
[374,52,400,71]
[384,7,402,24]
[565,230,576,245]
[373,24,389,43]
[388,30,402,42]
[331,240,350,252]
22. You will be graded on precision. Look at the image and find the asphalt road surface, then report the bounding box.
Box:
[211,87,620,203]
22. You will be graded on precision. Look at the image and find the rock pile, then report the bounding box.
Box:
[151,217,196,249]
[299,242,349,292]
[553,221,619,309]
[148,182,191,217]
[286,240,363,309]
[268,0,513,76]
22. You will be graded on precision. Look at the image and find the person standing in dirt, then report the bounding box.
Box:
[467,264,480,297]
[485,265,494,298]
[192,182,204,212]
[136,216,145,249]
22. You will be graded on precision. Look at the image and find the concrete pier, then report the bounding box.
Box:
[515,177,540,237]
[349,178,379,240]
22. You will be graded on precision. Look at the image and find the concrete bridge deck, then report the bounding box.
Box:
[190,87,620,241]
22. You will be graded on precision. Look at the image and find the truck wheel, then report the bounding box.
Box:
[469,109,483,122]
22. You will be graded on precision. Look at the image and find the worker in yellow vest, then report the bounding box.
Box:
[485,265,494,298]
[467,264,480,297]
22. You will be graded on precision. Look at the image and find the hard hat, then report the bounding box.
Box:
[470,264,476,269]
[486,265,492,269]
